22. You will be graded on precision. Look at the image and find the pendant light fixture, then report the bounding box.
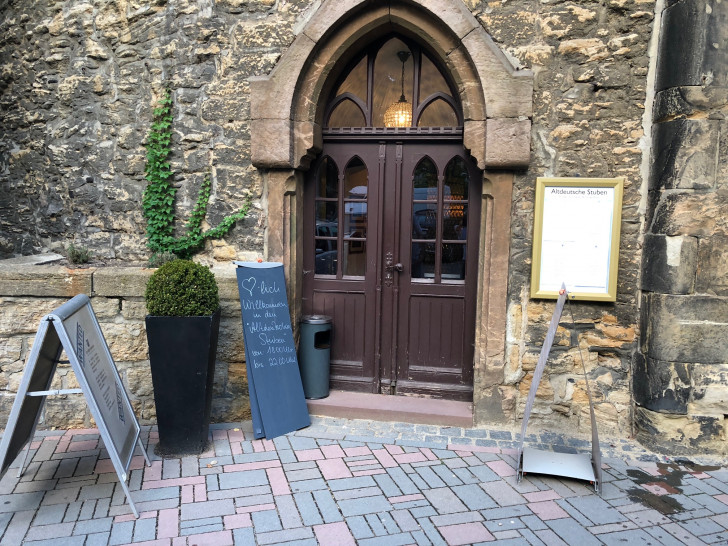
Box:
[383,50,412,128]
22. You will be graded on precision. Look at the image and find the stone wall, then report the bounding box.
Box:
[471,0,652,436]
[0,257,249,428]
[635,0,728,455]
[0,0,675,445]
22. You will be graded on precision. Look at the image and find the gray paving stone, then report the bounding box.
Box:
[293,491,323,526]
[417,516,448,546]
[180,516,222,528]
[547,518,602,546]
[333,486,382,501]
[313,489,343,523]
[133,516,157,542]
[180,523,223,535]
[73,516,113,535]
[276,494,302,528]
[643,524,700,546]
[84,531,111,546]
[451,483,498,510]
[348,514,375,539]
[235,493,274,507]
[327,476,376,491]
[484,517,526,532]
[252,509,282,532]
[289,477,328,493]
[338,494,392,517]
[256,526,314,544]
[285,468,322,481]
[181,498,235,520]
[365,512,388,535]
[423,487,468,514]
[357,531,416,545]
[218,469,268,489]
[386,467,420,495]
[22,537,86,546]
[599,528,663,545]
[410,505,438,518]
[130,485,180,503]
[678,516,726,536]
[63,500,82,522]
[0,491,44,514]
[25,521,75,541]
[373,473,403,498]
[108,520,133,545]
[233,527,255,543]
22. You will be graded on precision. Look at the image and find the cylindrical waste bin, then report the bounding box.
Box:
[298,315,332,399]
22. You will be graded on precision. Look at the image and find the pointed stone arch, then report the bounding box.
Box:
[250,0,533,170]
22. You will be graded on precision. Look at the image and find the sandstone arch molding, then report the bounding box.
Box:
[249,0,533,170]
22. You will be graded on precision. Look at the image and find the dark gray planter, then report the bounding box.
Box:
[145,309,221,456]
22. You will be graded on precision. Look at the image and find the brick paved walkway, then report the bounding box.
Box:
[1,416,727,545]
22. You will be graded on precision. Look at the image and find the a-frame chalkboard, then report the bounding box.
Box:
[0,294,151,517]
[235,262,310,439]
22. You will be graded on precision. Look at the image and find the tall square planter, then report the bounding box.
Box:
[145,309,221,455]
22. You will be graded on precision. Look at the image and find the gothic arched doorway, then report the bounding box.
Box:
[302,36,481,401]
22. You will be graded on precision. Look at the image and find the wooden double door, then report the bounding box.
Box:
[302,140,481,400]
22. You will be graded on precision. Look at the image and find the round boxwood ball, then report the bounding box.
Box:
[145,259,219,316]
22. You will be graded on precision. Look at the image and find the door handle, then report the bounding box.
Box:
[384,252,403,286]
[392,263,403,272]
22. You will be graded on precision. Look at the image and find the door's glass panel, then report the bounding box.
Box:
[443,203,467,241]
[335,55,368,101]
[328,99,366,128]
[315,202,338,227]
[344,203,367,240]
[373,38,413,127]
[412,204,437,239]
[315,240,338,275]
[418,99,458,127]
[412,242,435,279]
[413,157,438,195]
[344,157,368,194]
[444,156,469,200]
[441,243,466,281]
[420,53,451,100]
[316,157,338,198]
[343,240,366,277]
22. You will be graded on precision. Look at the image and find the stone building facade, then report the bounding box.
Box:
[0,0,725,455]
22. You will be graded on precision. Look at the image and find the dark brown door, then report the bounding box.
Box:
[303,140,480,400]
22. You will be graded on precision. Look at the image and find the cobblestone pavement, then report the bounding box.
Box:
[1,416,727,545]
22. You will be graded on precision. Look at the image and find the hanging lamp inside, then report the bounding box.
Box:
[384,51,412,128]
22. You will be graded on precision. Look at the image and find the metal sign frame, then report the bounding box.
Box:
[517,285,602,493]
[0,294,151,517]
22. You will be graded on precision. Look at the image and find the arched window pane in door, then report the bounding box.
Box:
[315,157,339,275]
[343,158,368,277]
[328,99,366,128]
[412,157,438,279]
[442,156,469,281]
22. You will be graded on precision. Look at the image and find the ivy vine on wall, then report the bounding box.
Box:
[142,89,251,260]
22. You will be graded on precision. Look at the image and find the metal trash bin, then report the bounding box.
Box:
[298,315,332,399]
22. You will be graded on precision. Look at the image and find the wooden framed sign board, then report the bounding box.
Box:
[531,177,624,301]
[234,262,310,440]
[0,294,150,517]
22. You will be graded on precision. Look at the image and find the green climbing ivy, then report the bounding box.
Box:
[142,89,251,260]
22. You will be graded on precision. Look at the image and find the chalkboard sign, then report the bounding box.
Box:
[235,262,310,439]
[0,294,150,517]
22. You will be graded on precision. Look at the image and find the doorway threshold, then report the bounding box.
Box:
[306,390,473,428]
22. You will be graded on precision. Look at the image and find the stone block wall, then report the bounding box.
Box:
[0,259,250,429]
[635,0,728,455]
[471,0,652,436]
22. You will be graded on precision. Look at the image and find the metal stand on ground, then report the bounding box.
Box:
[516,284,602,494]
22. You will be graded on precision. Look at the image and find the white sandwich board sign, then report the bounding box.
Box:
[0,294,150,517]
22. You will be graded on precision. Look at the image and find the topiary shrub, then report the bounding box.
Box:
[145,259,220,316]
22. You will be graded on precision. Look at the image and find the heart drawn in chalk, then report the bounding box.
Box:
[241,277,257,297]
